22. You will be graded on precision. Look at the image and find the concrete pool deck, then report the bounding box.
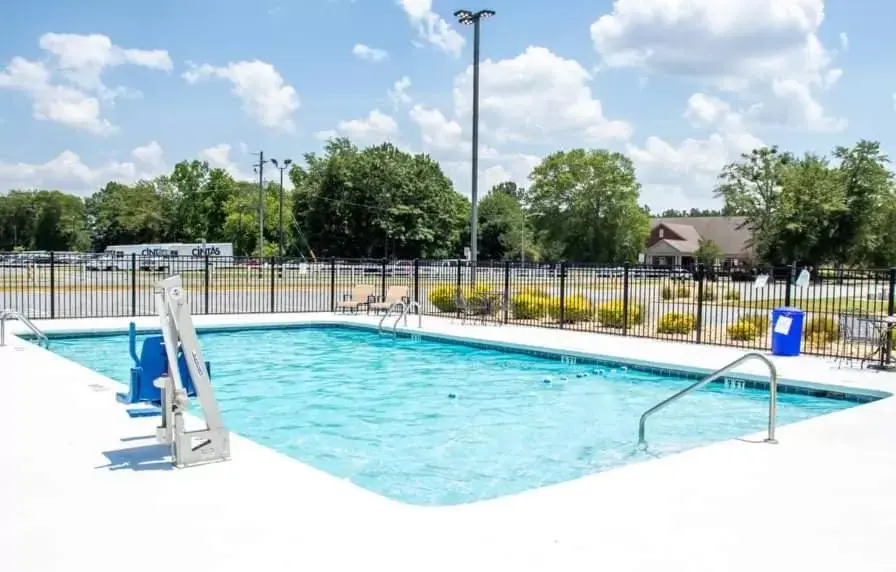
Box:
[2,312,896,571]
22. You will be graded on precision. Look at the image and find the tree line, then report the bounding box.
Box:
[1,137,894,267]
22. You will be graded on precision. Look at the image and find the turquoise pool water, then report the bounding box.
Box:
[50,326,857,505]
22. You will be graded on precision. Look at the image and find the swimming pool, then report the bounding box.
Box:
[49,325,861,505]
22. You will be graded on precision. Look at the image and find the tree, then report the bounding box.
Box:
[86,181,168,250]
[715,146,791,263]
[477,188,538,260]
[770,154,844,265]
[527,148,649,263]
[490,180,526,202]
[694,239,723,265]
[829,141,894,265]
[291,138,468,259]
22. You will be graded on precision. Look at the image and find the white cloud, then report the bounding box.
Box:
[452,46,632,144]
[198,143,254,181]
[388,76,413,108]
[0,33,172,134]
[315,110,399,145]
[590,0,844,132]
[839,32,849,51]
[183,60,300,132]
[0,142,170,196]
[397,0,465,57]
[131,141,166,172]
[38,33,172,98]
[626,93,765,211]
[352,44,389,62]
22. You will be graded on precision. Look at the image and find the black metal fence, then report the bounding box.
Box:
[2,252,894,361]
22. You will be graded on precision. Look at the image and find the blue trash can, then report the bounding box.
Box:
[771,307,805,357]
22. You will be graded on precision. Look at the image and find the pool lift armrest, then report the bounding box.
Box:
[153,275,230,468]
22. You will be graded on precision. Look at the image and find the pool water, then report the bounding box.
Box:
[50,326,856,505]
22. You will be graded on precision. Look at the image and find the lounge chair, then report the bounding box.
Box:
[455,288,501,325]
[335,284,376,313]
[369,285,410,313]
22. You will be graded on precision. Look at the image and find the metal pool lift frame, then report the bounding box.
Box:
[154,275,230,468]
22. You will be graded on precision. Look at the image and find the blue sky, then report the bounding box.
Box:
[0,0,892,211]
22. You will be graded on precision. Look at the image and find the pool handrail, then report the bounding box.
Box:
[377,301,406,334]
[637,352,778,448]
[0,309,48,348]
[393,301,422,334]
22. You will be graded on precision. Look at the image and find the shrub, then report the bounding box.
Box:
[803,315,839,344]
[511,291,549,320]
[596,299,643,328]
[727,320,758,341]
[428,284,494,313]
[428,284,457,312]
[675,284,692,298]
[657,312,697,334]
[546,295,593,323]
[698,285,716,302]
[741,312,770,332]
[661,285,675,300]
[724,288,741,301]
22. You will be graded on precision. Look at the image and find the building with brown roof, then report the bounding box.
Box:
[646,216,753,267]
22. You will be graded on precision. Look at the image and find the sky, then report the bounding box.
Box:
[0,0,893,212]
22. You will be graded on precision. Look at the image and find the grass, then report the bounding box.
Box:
[718,296,892,315]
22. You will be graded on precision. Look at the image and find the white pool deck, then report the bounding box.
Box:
[3,313,896,571]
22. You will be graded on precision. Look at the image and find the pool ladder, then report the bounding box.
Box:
[376,301,422,335]
[637,352,778,448]
[0,309,49,348]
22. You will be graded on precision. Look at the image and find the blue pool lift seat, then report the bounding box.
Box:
[117,322,210,408]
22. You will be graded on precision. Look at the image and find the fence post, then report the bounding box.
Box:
[455,262,462,319]
[130,253,137,317]
[49,251,56,319]
[203,255,210,314]
[380,258,387,300]
[329,258,336,311]
[502,260,510,324]
[784,264,793,307]
[695,263,705,344]
[558,261,567,329]
[413,259,420,304]
[622,261,630,334]
[269,258,276,312]
[887,268,896,365]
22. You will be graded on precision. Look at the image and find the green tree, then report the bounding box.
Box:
[694,238,723,265]
[829,140,894,265]
[477,188,538,260]
[527,148,649,263]
[291,138,468,259]
[770,154,844,265]
[715,146,792,262]
[86,181,168,249]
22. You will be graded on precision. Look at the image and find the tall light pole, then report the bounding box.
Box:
[252,151,268,258]
[454,8,495,273]
[271,158,292,258]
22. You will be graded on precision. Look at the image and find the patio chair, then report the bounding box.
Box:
[837,313,884,368]
[334,284,376,313]
[455,288,500,325]
[368,285,410,313]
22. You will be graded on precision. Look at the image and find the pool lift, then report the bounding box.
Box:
[152,275,230,468]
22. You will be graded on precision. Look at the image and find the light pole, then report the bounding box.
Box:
[252,151,268,258]
[454,8,495,274]
[271,158,292,258]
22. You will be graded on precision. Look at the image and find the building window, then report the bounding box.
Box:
[658,228,665,239]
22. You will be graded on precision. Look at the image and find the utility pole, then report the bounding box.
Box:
[252,151,268,258]
[271,158,292,258]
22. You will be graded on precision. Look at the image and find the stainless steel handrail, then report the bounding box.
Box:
[0,309,49,348]
[637,352,778,448]
[393,301,422,334]
[377,301,406,334]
